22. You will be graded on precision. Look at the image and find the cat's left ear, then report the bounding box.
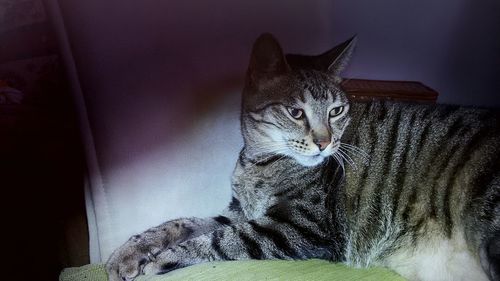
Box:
[320,35,357,81]
[247,33,290,86]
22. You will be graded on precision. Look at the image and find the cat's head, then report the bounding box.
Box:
[241,33,356,167]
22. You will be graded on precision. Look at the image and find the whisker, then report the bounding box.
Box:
[243,142,290,170]
[340,143,370,163]
[337,148,358,170]
[340,143,369,156]
[332,153,346,179]
[338,151,355,171]
[266,154,288,170]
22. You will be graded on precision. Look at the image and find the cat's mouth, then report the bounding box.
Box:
[293,150,335,167]
[293,154,326,167]
[292,142,339,167]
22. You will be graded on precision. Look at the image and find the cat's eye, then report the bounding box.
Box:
[287,107,304,119]
[329,106,344,117]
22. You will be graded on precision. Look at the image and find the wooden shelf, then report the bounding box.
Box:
[343,79,438,103]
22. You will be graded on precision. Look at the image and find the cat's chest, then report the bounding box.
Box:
[231,159,320,220]
[231,162,294,220]
[234,175,278,220]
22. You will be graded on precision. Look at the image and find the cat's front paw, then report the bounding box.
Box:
[106,236,161,281]
[142,247,196,275]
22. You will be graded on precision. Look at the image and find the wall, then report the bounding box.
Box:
[330,0,500,106]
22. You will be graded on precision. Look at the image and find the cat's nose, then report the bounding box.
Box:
[313,139,331,151]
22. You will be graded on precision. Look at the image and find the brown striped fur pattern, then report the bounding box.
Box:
[106,34,500,281]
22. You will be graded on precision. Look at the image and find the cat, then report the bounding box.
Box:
[106,33,500,281]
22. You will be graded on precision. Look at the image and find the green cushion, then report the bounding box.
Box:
[60,260,405,281]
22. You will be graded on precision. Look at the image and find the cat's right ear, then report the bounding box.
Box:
[247,33,290,85]
[319,36,357,83]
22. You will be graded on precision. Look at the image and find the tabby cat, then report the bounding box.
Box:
[106,33,500,281]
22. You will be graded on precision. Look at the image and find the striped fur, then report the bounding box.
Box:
[106,34,500,281]
[340,102,500,280]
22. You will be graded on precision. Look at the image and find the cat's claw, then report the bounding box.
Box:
[105,239,161,281]
[142,247,196,275]
[106,259,142,281]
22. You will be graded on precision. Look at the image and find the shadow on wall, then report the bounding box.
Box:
[55,0,338,169]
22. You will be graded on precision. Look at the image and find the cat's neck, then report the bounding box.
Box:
[238,146,336,179]
[240,147,285,165]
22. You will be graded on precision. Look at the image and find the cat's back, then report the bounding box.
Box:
[344,101,500,167]
[342,101,500,215]
[347,101,500,139]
